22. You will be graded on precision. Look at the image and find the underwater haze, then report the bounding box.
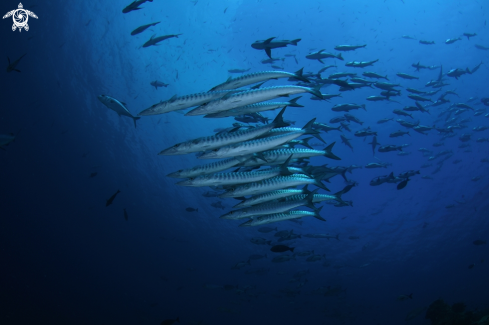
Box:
[1,0,489,324]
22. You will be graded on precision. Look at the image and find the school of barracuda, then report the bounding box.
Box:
[140,68,354,227]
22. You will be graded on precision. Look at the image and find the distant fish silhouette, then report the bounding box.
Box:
[123,208,128,221]
[106,190,120,207]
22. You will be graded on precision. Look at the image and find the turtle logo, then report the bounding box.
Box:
[3,3,38,32]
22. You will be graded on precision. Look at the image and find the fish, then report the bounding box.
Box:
[123,208,128,221]
[161,108,288,155]
[6,53,27,73]
[233,186,309,209]
[397,178,409,190]
[150,80,169,89]
[378,145,403,152]
[251,37,301,58]
[362,72,388,80]
[396,73,419,80]
[402,35,417,40]
[419,40,435,45]
[447,68,470,80]
[341,135,353,151]
[167,157,244,179]
[334,44,367,51]
[142,34,182,47]
[186,85,322,116]
[239,206,325,226]
[122,0,153,13]
[270,245,295,253]
[97,95,141,128]
[106,190,120,207]
[332,103,366,112]
[304,233,339,240]
[345,59,379,68]
[390,130,410,137]
[220,174,330,198]
[272,255,296,263]
[412,62,428,71]
[463,32,476,40]
[139,89,243,116]
[204,97,303,118]
[475,44,489,50]
[306,50,343,63]
[228,68,251,73]
[131,21,160,35]
[445,37,461,44]
[185,207,198,212]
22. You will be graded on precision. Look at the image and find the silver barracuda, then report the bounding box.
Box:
[232,186,309,208]
[237,144,341,167]
[186,85,323,116]
[220,174,329,198]
[166,157,245,178]
[138,90,242,116]
[198,131,306,159]
[255,121,325,143]
[239,207,325,227]
[210,69,310,91]
[220,192,318,220]
[176,160,305,187]
[203,97,303,118]
[159,108,289,155]
[198,119,318,159]
[282,184,353,204]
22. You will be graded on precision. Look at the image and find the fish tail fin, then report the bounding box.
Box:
[7,57,10,64]
[408,293,413,299]
[336,233,340,241]
[309,85,323,100]
[272,107,289,128]
[314,206,326,221]
[313,176,330,192]
[323,142,341,160]
[290,39,301,46]
[133,116,141,128]
[337,53,344,60]
[302,184,311,194]
[334,184,354,201]
[279,155,293,176]
[293,68,309,83]
[301,137,314,149]
[288,96,304,107]
[176,317,180,323]
[362,104,366,111]
[290,247,295,252]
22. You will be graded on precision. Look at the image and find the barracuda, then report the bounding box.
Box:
[220,174,329,198]
[210,69,310,91]
[239,207,325,227]
[199,131,303,159]
[232,186,310,209]
[176,158,304,187]
[138,89,242,116]
[255,124,325,143]
[186,85,323,116]
[198,119,318,159]
[203,97,303,118]
[166,157,245,178]
[283,184,353,204]
[220,191,318,220]
[159,108,288,155]
[237,144,341,167]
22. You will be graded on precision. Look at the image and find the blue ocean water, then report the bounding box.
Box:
[1,0,488,324]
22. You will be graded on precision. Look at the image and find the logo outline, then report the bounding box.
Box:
[3,3,38,32]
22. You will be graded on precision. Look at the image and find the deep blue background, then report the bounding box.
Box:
[1,1,488,324]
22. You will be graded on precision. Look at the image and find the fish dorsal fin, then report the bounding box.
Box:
[226,76,233,82]
[319,49,325,53]
[169,95,178,102]
[120,101,127,107]
[264,37,275,44]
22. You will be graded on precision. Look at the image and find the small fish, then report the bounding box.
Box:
[123,208,128,221]
[397,178,409,190]
[89,172,98,178]
[131,22,160,36]
[6,53,27,73]
[473,240,486,245]
[270,245,294,253]
[468,264,475,269]
[106,190,121,207]
[186,207,198,212]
